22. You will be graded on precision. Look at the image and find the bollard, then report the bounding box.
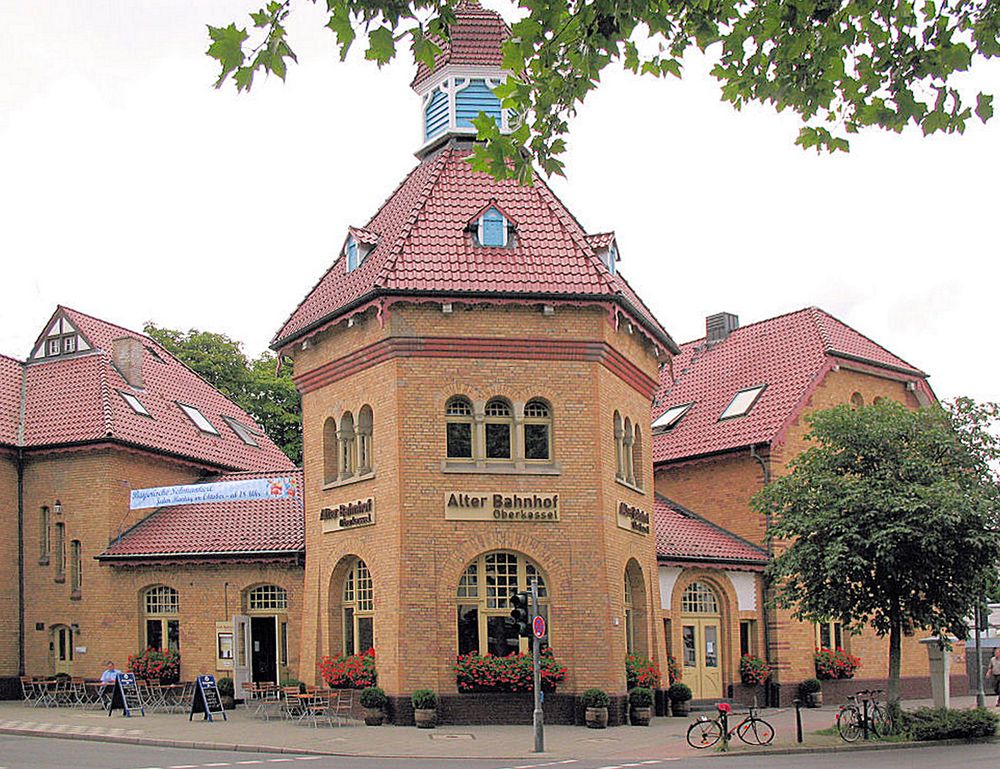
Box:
[793,698,803,743]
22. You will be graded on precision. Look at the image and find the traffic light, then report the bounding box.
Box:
[510,590,531,638]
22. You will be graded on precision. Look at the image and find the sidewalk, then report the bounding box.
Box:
[0,695,986,760]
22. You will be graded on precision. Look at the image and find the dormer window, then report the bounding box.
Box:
[720,385,767,420]
[346,236,360,272]
[605,243,618,276]
[476,206,510,247]
[652,402,693,432]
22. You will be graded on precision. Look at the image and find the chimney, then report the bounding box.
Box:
[706,312,739,343]
[113,337,144,388]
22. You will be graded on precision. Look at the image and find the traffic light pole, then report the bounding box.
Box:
[531,577,544,753]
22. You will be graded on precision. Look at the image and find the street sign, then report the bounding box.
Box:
[532,615,546,639]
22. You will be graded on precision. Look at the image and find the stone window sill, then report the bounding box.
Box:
[616,477,646,494]
[323,471,375,491]
[70,590,81,601]
[54,575,65,584]
[38,557,49,567]
[441,461,561,476]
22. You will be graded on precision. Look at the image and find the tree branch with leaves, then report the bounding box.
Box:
[207,0,997,179]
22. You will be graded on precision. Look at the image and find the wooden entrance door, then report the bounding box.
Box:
[52,625,73,676]
[681,618,722,699]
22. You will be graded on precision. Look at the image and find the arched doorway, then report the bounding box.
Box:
[680,581,723,699]
[624,559,648,658]
[51,624,73,676]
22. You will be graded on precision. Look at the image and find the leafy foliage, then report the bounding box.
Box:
[814,647,861,679]
[756,398,1000,707]
[628,686,654,707]
[411,688,438,709]
[454,648,567,692]
[358,685,387,709]
[580,687,610,708]
[668,682,692,702]
[902,707,999,740]
[144,324,302,463]
[739,653,772,685]
[625,653,662,688]
[319,647,378,688]
[798,677,822,696]
[207,0,998,174]
[129,648,181,684]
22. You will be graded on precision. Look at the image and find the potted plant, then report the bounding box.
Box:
[359,686,387,725]
[580,688,610,728]
[411,689,438,729]
[798,678,823,708]
[628,686,654,726]
[668,682,692,716]
[216,676,235,710]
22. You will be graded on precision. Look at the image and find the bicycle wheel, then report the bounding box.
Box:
[687,718,723,749]
[870,703,893,737]
[736,716,775,745]
[836,706,863,742]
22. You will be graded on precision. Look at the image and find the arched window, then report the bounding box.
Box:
[446,397,474,460]
[357,405,373,475]
[247,584,288,612]
[614,411,624,480]
[850,392,864,409]
[523,399,551,461]
[39,506,50,562]
[343,559,374,655]
[623,417,635,485]
[456,551,548,656]
[55,522,65,582]
[338,412,356,480]
[70,540,82,595]
[323,417,338,484]
[681,582,719,614]
[484,398,513,460]
[632,425,643,490]
[143,586,180,652]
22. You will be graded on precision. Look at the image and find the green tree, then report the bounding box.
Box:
[144,324,302,464]
[753,398,1000,714]
[206,1,998,180]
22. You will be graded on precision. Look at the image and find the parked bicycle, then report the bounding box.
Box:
[687,701,775,749]
[836,689,892,741]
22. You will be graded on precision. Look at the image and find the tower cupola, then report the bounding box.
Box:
[411,1,515,155]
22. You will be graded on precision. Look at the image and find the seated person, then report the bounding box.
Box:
[99,660,121,704]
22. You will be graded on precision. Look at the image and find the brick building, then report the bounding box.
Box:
[651,308,953,704]
[271,0,679,722]
[0,306,300,695]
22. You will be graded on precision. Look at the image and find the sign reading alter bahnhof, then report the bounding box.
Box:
[321,498,375,532]
[445,492,559,522]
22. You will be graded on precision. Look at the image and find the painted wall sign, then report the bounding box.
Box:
[617,501,650,535]
[130,477,300,510]
[321,498,376,532]
[445,492,559,522]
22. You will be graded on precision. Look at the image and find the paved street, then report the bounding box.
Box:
[2,734,1000,769]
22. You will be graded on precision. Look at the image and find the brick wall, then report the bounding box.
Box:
[0,454,19,678]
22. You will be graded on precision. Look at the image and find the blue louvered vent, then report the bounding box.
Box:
[455,79,502,129]
[424,89,450,140]
[481,207,506,247]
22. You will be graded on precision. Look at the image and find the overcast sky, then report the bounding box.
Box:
[2,1,997,404]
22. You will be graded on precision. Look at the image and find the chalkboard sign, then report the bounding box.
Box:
[189,674,227,721]
[107,673,145,717]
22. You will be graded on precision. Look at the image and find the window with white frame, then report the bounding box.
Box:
[248,584,288,612]
[523,400,551,461]
[178,402,219,435]
[478,207,508,247]
[343,559,374,655]
[143,585,180,652]
[720,385,767,420]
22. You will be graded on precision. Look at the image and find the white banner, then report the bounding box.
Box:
[130,477,301,510]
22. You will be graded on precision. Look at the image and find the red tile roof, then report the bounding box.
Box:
[411,1,510,89]
[98,469,304,560]
[13,307,295,472]
[274,145,677,352]
[655,494,768,568]
[652,307,930,463]
[0,354,23,447]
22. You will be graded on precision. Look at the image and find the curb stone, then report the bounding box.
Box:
[708,735,999,758]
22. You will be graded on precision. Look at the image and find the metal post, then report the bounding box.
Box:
[531,577,544,753]
[974,603,986,708]
[793,698,803,743]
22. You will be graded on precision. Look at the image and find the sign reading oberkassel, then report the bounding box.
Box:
[617,501,650,535]
[445,492,559,522]
[321,498,375,532]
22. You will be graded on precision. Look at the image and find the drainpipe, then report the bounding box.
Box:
[749,444,775,706]
[17,448,25,676]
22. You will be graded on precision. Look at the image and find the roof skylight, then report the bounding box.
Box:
[719,385,767,420]
[178,403,220,435]
[652,402,693,432]
[223,416,260,447]
[119,391,151,417]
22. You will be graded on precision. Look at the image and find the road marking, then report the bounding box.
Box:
[203,764,232,767]
[237,763,264,766]
[267,762,294,764]
[294,760,324,763]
